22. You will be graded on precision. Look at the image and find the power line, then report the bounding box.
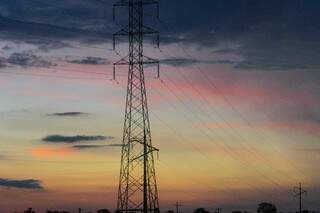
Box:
[157,75,291,192]
[113,78,274,204]
[154,8,306,181]
[114,75,294,201]
[159,52,300,185]
[151,45,297,189]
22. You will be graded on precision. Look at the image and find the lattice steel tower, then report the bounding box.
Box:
[113,1,160,213]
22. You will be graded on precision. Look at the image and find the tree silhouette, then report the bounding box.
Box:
[97,209,111,213]
[194,208,210,213]
[257,202,277,213]
[24,208,35,213]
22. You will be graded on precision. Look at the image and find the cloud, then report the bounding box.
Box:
[1,52,56,68]
[0,0,319,73]
[2,45,12,51]
[108,143,124,147]
[159,1,320,71]
[0,12,109,40]
[161,57,236,67]
[0,60,7,68]
[1,0,319,72]
[0,0,111,31]
[29,40,72,52]
[42,135,113,143]
[72,145,108,149]
[72,144,123,150]
[232,30,320,71]
[47,112,90,117]
[0,178,43,190]
[212,48,237,54]
[67,57,108,65]
[0,109,30,115]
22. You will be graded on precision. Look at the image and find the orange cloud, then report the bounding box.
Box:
[32,147,75,159]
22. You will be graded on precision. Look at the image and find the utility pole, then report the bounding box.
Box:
[293,182,307,213]
[174,202,182,213]
[215,208,222,213]
[113,1,160,213]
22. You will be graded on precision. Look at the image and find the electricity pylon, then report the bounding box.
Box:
[113,1,160,213]
[293,182,307,213]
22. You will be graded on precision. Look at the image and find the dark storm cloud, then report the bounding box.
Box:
[159,0,320,71]
[1,0,320,71]
[212,48,237,54]
[159,0,319,43]
[42,135,113,143]
[0,0,111,42]
[67,57,109,65]
[230,28,320,71]
[47,112,90,117]
[0,178,44,189]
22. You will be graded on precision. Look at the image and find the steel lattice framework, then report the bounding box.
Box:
[113,1,160,213]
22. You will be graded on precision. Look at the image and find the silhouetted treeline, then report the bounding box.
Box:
[46,211,70,213]
[13,205,320,213]
[24,208,35,213]
[194,208,211,213]
[97,209,111,213]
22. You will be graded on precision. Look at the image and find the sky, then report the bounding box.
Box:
[0,0,320,212]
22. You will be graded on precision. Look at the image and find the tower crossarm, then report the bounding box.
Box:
[131,147,159,162]
[113,0,160,22]
[113,55,160,79]
[114,0,159,6]
[113,25,159,50]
